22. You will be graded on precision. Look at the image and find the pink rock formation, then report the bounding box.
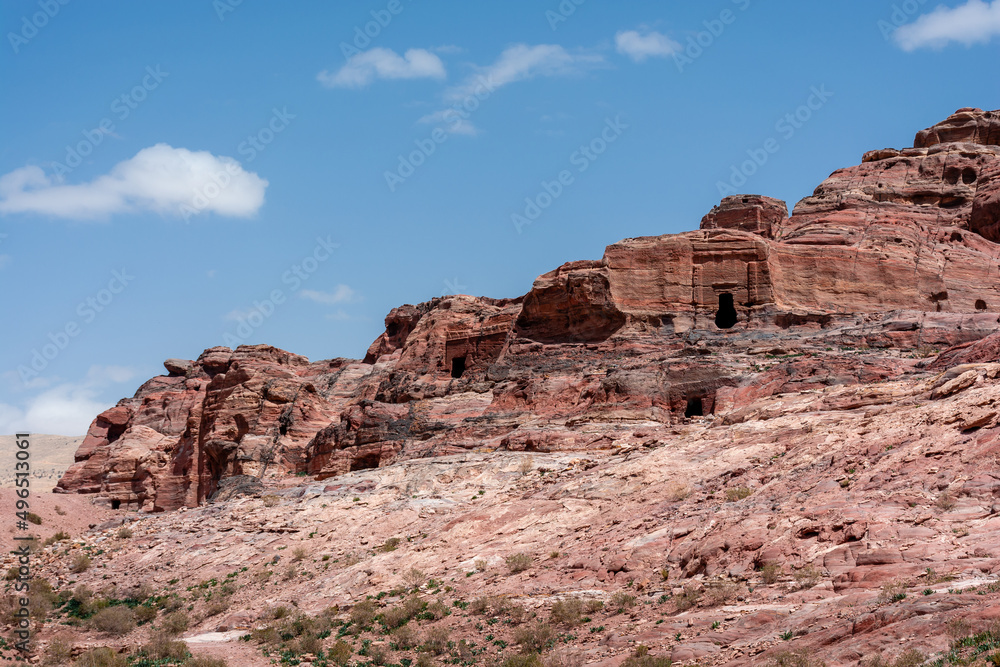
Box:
[55,108,1000,514]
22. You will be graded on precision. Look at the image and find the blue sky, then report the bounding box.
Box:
[1,0,999,435]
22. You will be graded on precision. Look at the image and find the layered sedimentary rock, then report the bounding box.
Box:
[56,108,1000,512]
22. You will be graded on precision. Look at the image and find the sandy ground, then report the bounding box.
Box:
[0,488,117,552]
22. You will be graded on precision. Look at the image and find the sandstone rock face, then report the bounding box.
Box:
[56,108,1000,514]
[699,194,786,238]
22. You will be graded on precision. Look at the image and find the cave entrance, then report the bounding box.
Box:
[111,499,121,510]
[685,398,704,418]
[451,356,467,379]
[350,453,381,472]
[715,292,738,329]
[976,299,988,311]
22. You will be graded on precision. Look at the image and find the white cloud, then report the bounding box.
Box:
[0,144,268,220]
[615,29,682,62]
[0,365,136,436]
[417,109,479,136]
[894,0,1000,50]
[300,285,358,305]
[445,44,603,102]
[318,48,446,88]
[421,44,602,135]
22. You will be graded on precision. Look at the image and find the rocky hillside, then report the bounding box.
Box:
[15,107,1000,666]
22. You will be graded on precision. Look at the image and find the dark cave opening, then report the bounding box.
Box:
[685,398,704,418]
[715,292,738,329]
[451,356,467,379]
[350,453,381,472]
[111,499,121,510]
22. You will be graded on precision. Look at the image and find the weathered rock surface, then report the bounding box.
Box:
[28,106,1000,666]
[55,108,1000,519]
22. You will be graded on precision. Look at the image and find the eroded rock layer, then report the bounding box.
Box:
[56,108,1000,512]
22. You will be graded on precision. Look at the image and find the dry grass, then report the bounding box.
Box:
[725,487,753,502]
[89,606,136,636]
[514,622,554,653]
[69,553,92,573]
[506,552,533,574]
[609,591,637,613]
[550,598,584,626]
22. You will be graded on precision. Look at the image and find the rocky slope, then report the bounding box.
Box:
[19,107,1000,665]
[54,108,1000,516]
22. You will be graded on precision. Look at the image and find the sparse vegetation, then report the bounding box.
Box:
[89,605,136,636]
[620,645,673,667]
[704,580,739,607]
[550,598,584,626]
[760,562,782,585]
[515,622,554,653]
[862,649,927,667]
[506,552,533,574]
[673,584,701,611]
[117,526,133,539]
[44,530,71,546]
[69,553,92,573]
[609,591,637,613]
[877,580,908,605]
[160,610,191,636]
[262,494,280,507]
[74,647,129,667]
[766,649,826,667]
[936,492,957,511]
[725,487,753,502]
[793,564,823,589]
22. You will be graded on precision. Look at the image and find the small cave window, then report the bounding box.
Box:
[350,453,381,472]
[962,168,978,185]
[715,292,738,329]
[685,398,704,418]
[110,499,121,510]
[951,232,964,242]
[976,299,988,311]
[450,356,467,379]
